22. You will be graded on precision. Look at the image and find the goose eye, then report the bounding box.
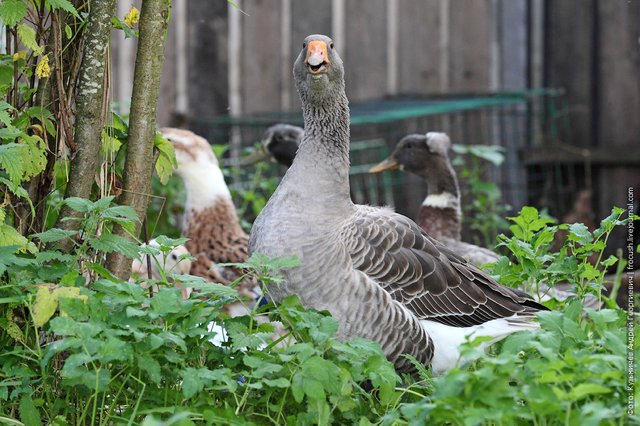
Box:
[329,42,334,49]
[302,42,307,49]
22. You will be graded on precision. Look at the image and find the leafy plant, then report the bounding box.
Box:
[452,144,510,249]
[493,205,635,305]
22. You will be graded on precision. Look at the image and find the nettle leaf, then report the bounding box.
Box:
[154,131,177,184]
[0,136,47,184]
[89,233,141,259]
[19,395,41,426]
[0,222,36,253]
[62,197,93,212]
[0,0,27,27]
[17,24,43,55]
[0,110,11,127]
[32,285,59,327]
[32,228,78,243]
[47,0,80,18]
[181,368,205,398]
[137,354,162,384]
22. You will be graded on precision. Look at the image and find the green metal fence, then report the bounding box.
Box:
[192,89,588,228]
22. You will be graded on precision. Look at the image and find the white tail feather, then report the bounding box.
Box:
[421,315,538,375]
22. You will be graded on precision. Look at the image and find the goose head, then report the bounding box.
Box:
[370,132,458,195]
[240,124,303,167]
[293,34,344,104]
[161,128,231,209]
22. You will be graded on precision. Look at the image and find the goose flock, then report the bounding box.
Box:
[149,34,615,376]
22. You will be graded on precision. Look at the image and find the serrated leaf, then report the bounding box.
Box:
[182,368,205,398]
[154,132,177,184]
[32,285,58,327]
[62,197,93,212]
[19,395,40,426]
[17,24,43,55]
[89,233,140,259]
[137,354,161,384]
[0,137,47,184]
[0,222,35,253]
[0,110,11,126]
[47,0,80,18]
[33,228,78,243]
[0,0,27,27]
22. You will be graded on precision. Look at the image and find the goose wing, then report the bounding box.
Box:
[343,206,543,327]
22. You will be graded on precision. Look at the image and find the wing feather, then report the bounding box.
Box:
[344,206,544,326]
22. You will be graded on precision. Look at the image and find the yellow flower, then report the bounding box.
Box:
[12,50,27,62]
[124,7,140,27]
[35,55,51,78]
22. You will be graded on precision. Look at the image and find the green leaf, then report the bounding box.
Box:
[19,395,40,426]
[137,354,161,384]
[32,285,59,327]
[568,383,611,401]
[17,24,43,55]
[32,228,78,243]
[150,289,182,315]
[154,132,177,184]
[89,233,141,259]
[567,223,593,244]
[64,24,72,39]
[62,197,93,212]
[0,222,36,253]
[47,0,80,18]
[182,368,205,398]
[0,137,47,184]
[0,0,27,27]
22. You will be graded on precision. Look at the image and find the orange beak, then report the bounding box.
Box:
[369,158,400,173]
[305,41,330,74]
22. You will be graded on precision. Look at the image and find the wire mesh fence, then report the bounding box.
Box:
[191,89,589,232]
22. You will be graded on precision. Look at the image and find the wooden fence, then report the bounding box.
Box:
[109,0,639,250]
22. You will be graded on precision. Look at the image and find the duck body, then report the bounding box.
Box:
[161,128,251,288]
[250,35,543,375]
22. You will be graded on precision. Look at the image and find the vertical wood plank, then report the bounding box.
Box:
[448,0,491,92]
[289,0,332,110]
[499,0,527,91]
[187,0,228,121]
[157,0,177,125]
[545,0,595,148]
[240,0,282,114]
[396,0,442,94]
[596,0,640,226]
[344,0,387,102]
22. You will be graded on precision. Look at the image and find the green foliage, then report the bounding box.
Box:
[1,195,637,424]
[385,302,635,425]
[452,144,510,249]
[493,205,635,304]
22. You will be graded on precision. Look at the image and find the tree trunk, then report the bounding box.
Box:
[55,0,116,251]
[105,0,170,278]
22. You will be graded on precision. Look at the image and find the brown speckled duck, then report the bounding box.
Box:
[249,35,545,375]
[161,128,257,313]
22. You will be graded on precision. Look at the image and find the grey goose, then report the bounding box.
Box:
[249,34,545,375]
[241,124,303,168]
